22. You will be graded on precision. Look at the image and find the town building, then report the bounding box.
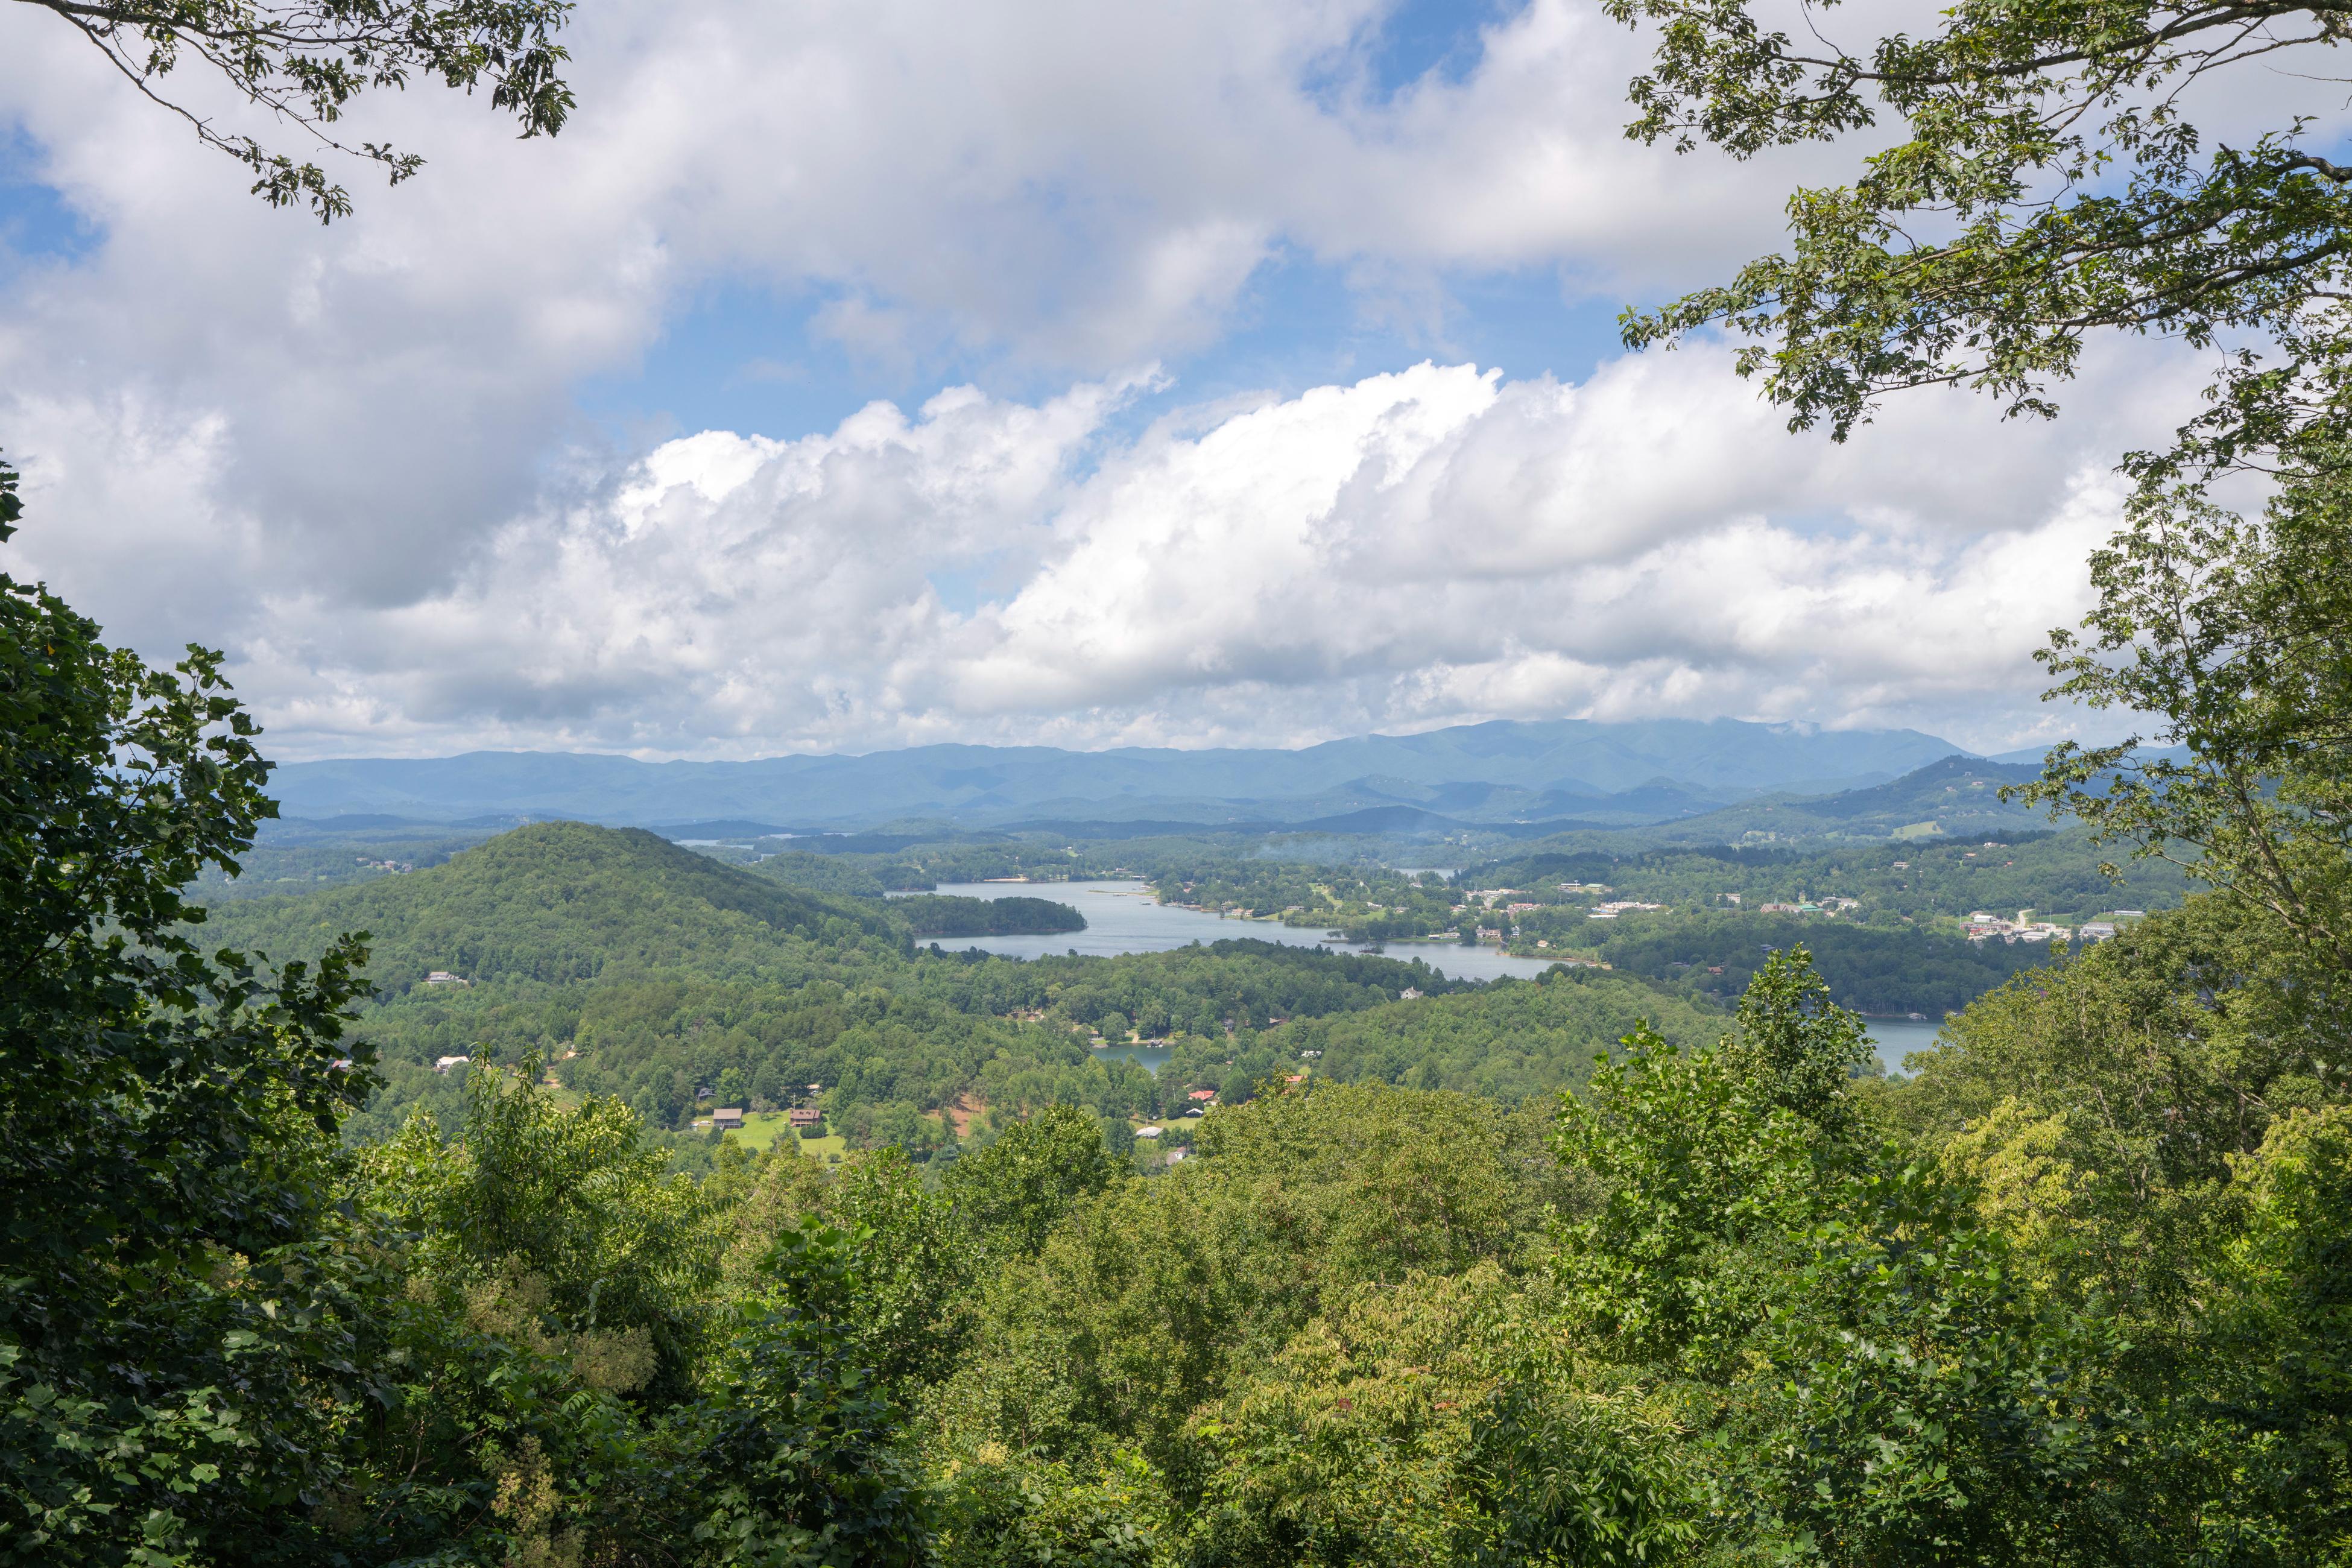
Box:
[1964,911,2074,944]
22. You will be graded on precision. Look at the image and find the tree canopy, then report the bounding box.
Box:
[1605,0,2352,476]
[13,0,574,219]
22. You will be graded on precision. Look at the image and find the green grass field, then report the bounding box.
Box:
[726,1111,847,1160]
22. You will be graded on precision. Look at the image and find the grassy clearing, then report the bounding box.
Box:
[727,1111,847,1160]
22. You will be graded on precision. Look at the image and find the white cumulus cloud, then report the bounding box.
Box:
[167,346,2191,759]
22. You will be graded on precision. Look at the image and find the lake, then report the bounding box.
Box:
[914,880,1946,1075]
[1862,1016,1946,1075]
[914,880,1564,982]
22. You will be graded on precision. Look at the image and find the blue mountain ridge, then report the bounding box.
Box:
[268,718,1973,831]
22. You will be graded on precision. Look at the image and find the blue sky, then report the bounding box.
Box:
[0,0,2265,760]
[549,0,1629,451]
[573,250,1637,457]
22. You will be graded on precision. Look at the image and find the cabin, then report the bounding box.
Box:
[712,1108,744,1131]
[788,1107,823,1131]
[423,971,468,986]
[433,1055,470,1073]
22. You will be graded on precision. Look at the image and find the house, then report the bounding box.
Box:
[1166,1148,1190,1163]
[712,1108,744,1131]
[1399,987,1422,1001]
[1188,1089,1217,1101]
[788,1107,823,1131]
[423,970,467,987]
[1136,1126,1163,1139]
[433,1055,470,1073]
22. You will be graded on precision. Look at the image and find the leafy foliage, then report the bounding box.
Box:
[691,1221,928,1568]
[1,454,376,1565]
[1579,910,2058,1015]
[2025,448,2352,980]
[17,0,575,220]
[1554,949,2138,1561]
[1272,967,1718,1103]
[1604,0,2352,470]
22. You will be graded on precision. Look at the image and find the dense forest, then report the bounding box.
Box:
[1571,912,2057,1016]
[892,893,1087,937]
[203,824,1630,1152]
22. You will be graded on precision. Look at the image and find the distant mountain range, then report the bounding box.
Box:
[268,718,1979,831]
[1596,754,2051,846]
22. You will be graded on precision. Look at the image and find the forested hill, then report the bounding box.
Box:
[1280,969,1721,1103]
[194,821,906,990]
[895,892,1086,937]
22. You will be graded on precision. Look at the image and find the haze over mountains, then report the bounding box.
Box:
[271,718,2002,833]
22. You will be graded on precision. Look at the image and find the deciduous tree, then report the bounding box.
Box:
[11,0,574,218]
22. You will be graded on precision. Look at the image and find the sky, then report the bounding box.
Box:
[0,0,2312,762]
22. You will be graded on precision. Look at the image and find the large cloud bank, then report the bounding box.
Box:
[0,0,2301,756]
[203,347,2179,757]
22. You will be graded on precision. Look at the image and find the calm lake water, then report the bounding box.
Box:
[1862,1016,1946,1074]
[915,880,1947,1075]
[916,880,1564,982]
